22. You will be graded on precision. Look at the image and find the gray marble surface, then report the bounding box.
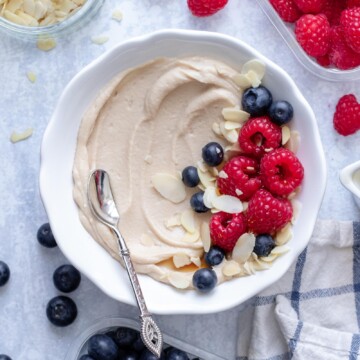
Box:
[0,1,360,359]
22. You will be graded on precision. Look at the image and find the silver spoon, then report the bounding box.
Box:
[88,169,163,358]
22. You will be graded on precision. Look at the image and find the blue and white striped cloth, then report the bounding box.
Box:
[237,221,360,360]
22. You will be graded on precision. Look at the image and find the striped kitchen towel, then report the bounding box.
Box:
[237,220,360,360]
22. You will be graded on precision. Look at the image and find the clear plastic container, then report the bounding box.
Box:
[256,0,360,81]
[0,0,103,40]
[65,316,227,360]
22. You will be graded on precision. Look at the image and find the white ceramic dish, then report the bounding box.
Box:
[340,161,360,209]
[40,29,327,315]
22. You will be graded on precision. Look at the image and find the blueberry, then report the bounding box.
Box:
[139,348,164,360]
[0,261,10,287]
[253,234,275,257]
[46,296,77,327]
[88,334,119,360]
[0,355,12,360]
[118,349,139,360]
[181,166,200,188]
[202,142,224,166]
[192,268,217,293]
[132,333,145,353]
[37,223,57,248]
[79,356,95,360]
[165,347,189,360]
[268,100,294,126]
[204,246,225,267]
[190,191,209,213]
[111,327,138,348]
[242,86,273,116]
[53,264,81,293]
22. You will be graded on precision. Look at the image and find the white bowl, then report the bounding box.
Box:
[340,160,360,209]
[40,29,326,314]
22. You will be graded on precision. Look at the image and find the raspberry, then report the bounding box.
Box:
[295,14,331,57]
[320,0,345,26]
[294,0,326,13]
[246,189,293,234]
[217,156,262,201]
[260,148,304,197]
[340,8,360,53]
[347,0,360,8]
[187,0,228,17]
[333,94,360,136]
[270,0,302,23]
[329,26,360,69]
[209,212,247,252]
[316,54,331,67]
[238,116,282,158]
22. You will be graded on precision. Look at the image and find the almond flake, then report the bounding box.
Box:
[37,37,56,51]
[222,260,241,277]
[271,245,290,255]
[198,184,205,191]
[26,71,36,83]
[167,273,190,289]
[246,70,261,88]
[264,148,273,153]
[241,59,266,80]
[291,199,302,224]
[191,256,202,267]
[197,160,208,173]
[200,222,211,252]
[218,170,228,179]
[151,173,186,203]
[243,261,255,275]
[10,128,33,143]
[144,154,153,164]
[181,209,196,233]
[212,194,243,214]
[232,233,255,264]
[140,234,155,246]
[203,186,217,208]
[233,73,251,88]
[235,189,243,196]
[198,168,216,188]
[111,9,123,21]
[224,121,242,130]
[282,126,291,145]
[253,260,270,271]
[173,253,191,268]
[225,143,241,153]
[209,167,219,177]
[211,208,221,213]
[242,201,249,211]
[221,127,238,143]
[212,122,222,136]
[275,223,292,245]
[182,230,200,243]
[222,106,250,123]
[165,214,181,229]
[259,254,277,263]
[91,35,109,45]
[285,131,300,153]
[246,166,255,171]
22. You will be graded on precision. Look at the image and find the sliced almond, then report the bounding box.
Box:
[203,186,217,208]
[168,273,190,289]
[224,121,242,130]
[191,256,202,267]
[242,201,249,211]
[271,245,290,255]
[198,168,216,188]
[232,233,255,264]
[91,35,109,45]
[10,128,33,143]
[233,73,252,88]
[181,209,196,234]
[259,254,278,263]
[253,260,270,271]
[246,70,261,88]
[209,167,219,177]
[212,122,222,136]
[242,59,266,80]
[111,9,123,21]
[218,170,228,179]
[140,234,155,247]
[275,223,292,245]
[26,71,36,83]
[200,222,211,252]
[235,189,243,196]
[151,173,186,203]
[197,160,208,173]
[173,253,191,268]
[285,131,301,154]
[264,148,273,153]
[182,230,200,243]
[165,214,181,229]
[222,107,250,123]
[282,126,291,145]
[225,142,241,153]
[211,208,221,214]
[222,260,241,277]
[224,129,238,144]
[144,154,153,164]
[212,195,243,214]
[243,261,255,275]
[37,37,57,51]
[291,199,302,224]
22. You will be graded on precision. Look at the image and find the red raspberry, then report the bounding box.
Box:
[260,148,304,197]
[217,156,262,201]
[320,0,345,26]
[295,14,331,57]
[329,26,360,69]
[209,212,247,252]
[246,189,293,234]
[238,117,282,158]
[347,0,360,8]
[270,0,302,23]
[333,94,360,136]
[187,0,228,17]
[294,0,326,13]
[316,54,331,67]
[340,7,360,53]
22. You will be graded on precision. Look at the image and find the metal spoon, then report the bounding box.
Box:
[88,169,163,357]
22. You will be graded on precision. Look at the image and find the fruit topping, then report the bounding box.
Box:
[181,166,200,187]
[187,0,228,17]
[268,100,294,126]
[241,86,273,117]
[192,268,218,293]
[202,142,224,166]
[253,234,276,257]
[204,246,225,266]
[190,191,210,213]
[333,94,360,135]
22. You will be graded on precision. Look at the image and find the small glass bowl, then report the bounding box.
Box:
[256,0,360,81]
[0,0,104,40]
[65,316,226,360]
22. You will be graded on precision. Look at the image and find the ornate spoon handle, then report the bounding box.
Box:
[112,227,163,357]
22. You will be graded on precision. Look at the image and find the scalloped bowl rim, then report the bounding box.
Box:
[40,29,327,314]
